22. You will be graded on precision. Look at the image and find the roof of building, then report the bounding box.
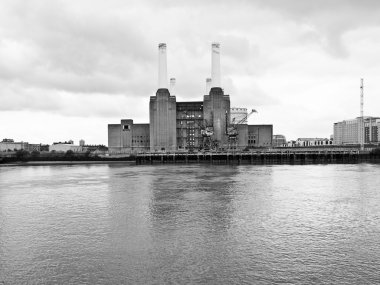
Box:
[296,138,329,141]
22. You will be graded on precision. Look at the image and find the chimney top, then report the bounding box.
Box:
[211,42,221,88]
[158,43,168,89]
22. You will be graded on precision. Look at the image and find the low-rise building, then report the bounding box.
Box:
[108,120,150,153]
[296,138,333,147]
[247,125,273,148]
[273,134,287,147]
[84,145,108,152]
[0,139,28,152]
[0,139,47,152]
[50,141,83,152]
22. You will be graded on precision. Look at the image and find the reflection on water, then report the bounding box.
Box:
[1,164,380,284]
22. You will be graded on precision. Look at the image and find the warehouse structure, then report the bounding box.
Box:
[108,43,273,153]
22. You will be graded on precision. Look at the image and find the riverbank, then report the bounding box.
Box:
[0,160,135,167]
[0,150,135,165]
[2,150,380,166]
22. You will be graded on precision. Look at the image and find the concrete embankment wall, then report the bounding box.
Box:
[136,152,380,165]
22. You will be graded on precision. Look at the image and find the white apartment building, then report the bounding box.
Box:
[333,117,380,145]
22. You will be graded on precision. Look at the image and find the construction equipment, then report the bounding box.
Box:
[201,128,214,151]
[200,120,215,151]
[201,126,214,137]
[226,109,257,150]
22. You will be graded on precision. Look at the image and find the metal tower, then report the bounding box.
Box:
[359,78,364,150]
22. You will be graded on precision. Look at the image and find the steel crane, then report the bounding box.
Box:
[226,109,257,138]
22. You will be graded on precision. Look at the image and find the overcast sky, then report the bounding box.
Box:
[1,0,380,145]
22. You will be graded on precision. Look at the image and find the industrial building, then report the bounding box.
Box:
[0,138,45,152]
[50,140,83,152]
[333,117,380,145]
[108,43,273,153]
[231,108,248,124]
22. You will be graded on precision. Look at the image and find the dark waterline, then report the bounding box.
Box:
[1,164,380,284]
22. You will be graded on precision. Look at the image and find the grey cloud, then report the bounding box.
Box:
[0,81,135,117]
[153,0,380,59]
[0,0,155,97]
[1,0,379,131]
[253,0,380,58]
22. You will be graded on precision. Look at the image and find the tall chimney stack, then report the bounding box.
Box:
[170,78,176,94]
[158,43,168,89]
[211,42,221,88]
[206,78,212,94]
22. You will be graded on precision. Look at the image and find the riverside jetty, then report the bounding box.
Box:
[2,147,380,165]
[135,147,380,165]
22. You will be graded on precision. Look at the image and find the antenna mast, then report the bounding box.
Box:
[359,78,364,150]
[360,78,364,118]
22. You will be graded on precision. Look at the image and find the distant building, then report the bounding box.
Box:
[286,140,297,147]
[0,139,29,152]
[83,145,108,152]
[40,145,50,152]
[284,138,332,147]
[0,139,46,152]
[27,144,42,152]
[50,141,83,152]
[295,138,333,147]
[79,139,85,146]
[273,135,287,147]
[334,117,380,145]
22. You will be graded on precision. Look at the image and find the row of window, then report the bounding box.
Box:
[178,114,202,118]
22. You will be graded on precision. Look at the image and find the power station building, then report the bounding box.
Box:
[108,43,273,153]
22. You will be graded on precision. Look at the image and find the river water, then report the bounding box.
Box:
[0,163,380,284]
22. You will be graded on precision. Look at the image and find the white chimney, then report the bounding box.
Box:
[206,78,212,94]
[170,78,176,94]
[158,43,168,89]
[211,42,221,88]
